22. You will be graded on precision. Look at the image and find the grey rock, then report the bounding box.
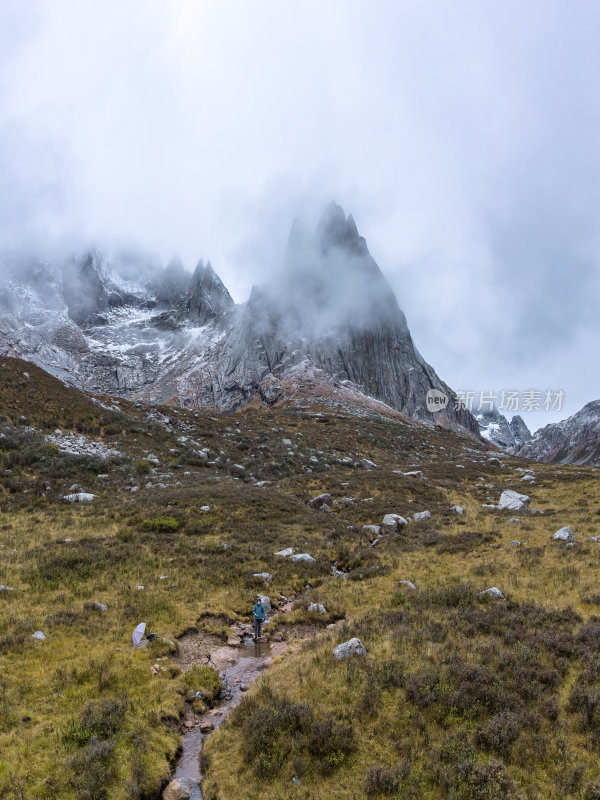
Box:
[253,572,272,582]
[332,566,348,578]
[162,777,202,800]
[498,490,530,511]
[508,540,522,547]
[231,463,246,476]
[362,525,381,537]
[333,637,367,660]
[413,510,431,522]
[399,580,417,590]
[478,587,505,600]
[552,526,575,542]
[381,513,409,533]
[308,603,327,614]
[275,547,295,557]
[309,492,333,510]
[91,601,108,612]
[289,553,316,564]
[31,631,46,640]
[339,497,355,505]
[450,505,464,515]
[257,595,272,614]
[359,458,378,470]
[530,508,544,515]
[507,518,521,524]
[62,492,95,503]
[0,585,14,591]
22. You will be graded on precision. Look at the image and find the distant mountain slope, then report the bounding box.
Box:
[516,400,600,465]
[475,408,532,451]
[0,205,478,434]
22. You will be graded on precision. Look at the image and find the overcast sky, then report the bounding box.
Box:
[1,0,599,431]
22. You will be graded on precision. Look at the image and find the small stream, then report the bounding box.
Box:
[173,636,280,789]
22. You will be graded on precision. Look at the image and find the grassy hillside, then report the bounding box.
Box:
[0,356,599,799]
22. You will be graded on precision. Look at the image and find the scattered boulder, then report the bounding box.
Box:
[488,457,502,467]
[339,497,355,505]
[399,580,417,590]
[553,526,575,542]
[200,721,213,733]
[381,514,409,533]
[162,778,202,800]
[147,455,160,466]
[402,470,423,478]
[359,458,378,470]
[62,492,95,503]
[508,540,522,547]
[231,463,246,476]
[332,566,348,578]
[333,637,367,660]
[31,631,46,640]
[275,547,295,557]
[200,505,210,512]
[309,493,332,510]
[507,518,521,524]
[478,587,505,600]
[253,572,272,582]
[289,553,316,564]
[308,603,327,614]
[588,536,600,543]
[90,601,108,612]
[450,505,464,515]
[530,508,544,515]
[257,595,272,614]
[0,585,14,592]
[413,510,431,522]
[362,525,381,537]
[498,490,530,511]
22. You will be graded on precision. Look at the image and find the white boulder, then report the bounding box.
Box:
[553,526,575,542]
[478,587,505,600]
[333,637,367,660]
[498,490,530,511]
[381,514,409,533]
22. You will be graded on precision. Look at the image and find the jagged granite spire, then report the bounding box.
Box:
[188,260,233,324]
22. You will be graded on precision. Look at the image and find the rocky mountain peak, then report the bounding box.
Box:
[315,202,368,257]
[188,260,234,324]
[517,399,600,465]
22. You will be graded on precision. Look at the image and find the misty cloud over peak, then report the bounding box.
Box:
[267,203,408,337]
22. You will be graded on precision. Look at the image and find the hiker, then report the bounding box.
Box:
[252,597,266,640]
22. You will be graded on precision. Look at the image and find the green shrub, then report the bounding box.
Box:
[140,516,180,533]
[183,665,221,703]
[135,459,151,474]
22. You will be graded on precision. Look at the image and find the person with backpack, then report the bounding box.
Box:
[252,597,266,640]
